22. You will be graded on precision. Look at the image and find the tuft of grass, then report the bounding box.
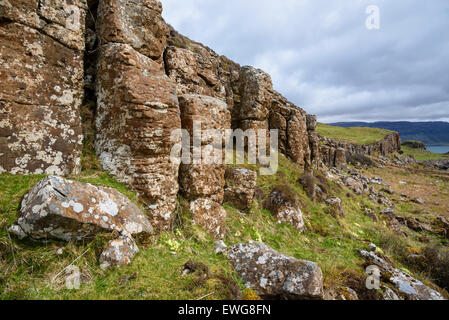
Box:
[317,123,393,145]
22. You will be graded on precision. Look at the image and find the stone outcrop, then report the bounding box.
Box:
[227,242,324,300]
[267,188,305,232]
[402,140,426,150]
[2,0,327,241]
[0,0,86,175]
[319,132,401,168]
[8,176,153,241]
[270,92,317,166]
[359,250,445,300]
[178,94,231,238]
[224,167,257,211]
[95,0,181,231]
[99,235,140,269]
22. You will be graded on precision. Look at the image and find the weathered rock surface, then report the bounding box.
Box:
[324,286,359,300]
[95,42,181,231]
[99,235,140,269]
[0,1,86,175]
[177,94,230,238]
[318,132,401,168]
[224,168,257,211]
[359,250,445,300]
[97,0,169,61]
[8,176,152,241]
[190,198,227,239]
[268,188,305,231]
[178,94,230,202]
[227,242,324,300]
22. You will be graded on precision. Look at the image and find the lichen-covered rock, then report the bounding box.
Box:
[342,176,364,195]
[324,286,359,300]
[227,242,324,300]
[178,94,231,202]
[268,188,305,231]
[190,198,226,239]
[224,168,257,211]
[8,176,153,241]
[165,46,231,104]
[99,236,139,269]
[0,1,85,175]
[334,148,347,169]
[97,0,169,60]
[0,0,88,51]
[95,43,181,231]
[359,250,445,300]
[233,66,272,151]
[382,285,402,300]
[177,95,230,238]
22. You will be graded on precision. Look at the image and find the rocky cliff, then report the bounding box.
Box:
[318,132,401,168]
[0,0,401,234]
[0,0,322,234]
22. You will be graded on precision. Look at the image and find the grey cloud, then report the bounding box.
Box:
[161,0,449,123]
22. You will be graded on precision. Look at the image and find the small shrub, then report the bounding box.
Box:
[421,245,449,290]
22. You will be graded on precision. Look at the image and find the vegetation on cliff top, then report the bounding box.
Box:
[317,123,393,146]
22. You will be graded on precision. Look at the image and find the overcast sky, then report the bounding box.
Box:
[160,0,449,123]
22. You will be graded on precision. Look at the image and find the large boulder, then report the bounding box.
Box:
[224,168,257,211]
[227,242,324,300]
[359,250,445,300]
[8,176,153,241]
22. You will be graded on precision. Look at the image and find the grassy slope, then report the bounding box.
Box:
[401,145,449,162]
[317,123,393,145]
[1,151,448,299]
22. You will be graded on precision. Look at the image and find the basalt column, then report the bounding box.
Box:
[0,0,86,175]
[95,0,181,230]
[178,94,230,239]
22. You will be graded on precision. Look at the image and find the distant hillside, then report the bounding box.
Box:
[316,123,392,145]
[329,122,449,146]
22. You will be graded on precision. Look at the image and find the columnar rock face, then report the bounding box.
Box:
[233,67,273,153]
[97,0,169,61]
[318,132,401,168]
[0,0,86,175]
[224,167,257,211]
[178,94,231,238]
[165,29,241,111]
[269,93,316,166]
[95,42,181,231]
[95,0,181,230]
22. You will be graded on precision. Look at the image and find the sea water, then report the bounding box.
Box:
[426,146,449,154]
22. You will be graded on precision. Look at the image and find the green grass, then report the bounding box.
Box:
[401,145,449,161]
[1,151,447,299]
[317,123,393,145]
